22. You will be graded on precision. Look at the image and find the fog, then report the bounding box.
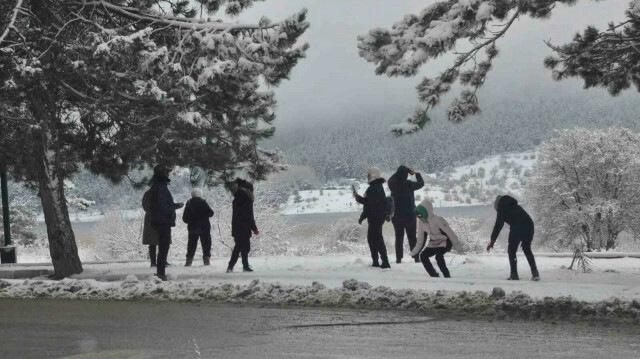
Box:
[235,0,635,126]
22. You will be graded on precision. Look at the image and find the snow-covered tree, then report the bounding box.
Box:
[357,0,640,133]
[0,1,309,277]
[527,127,640,251]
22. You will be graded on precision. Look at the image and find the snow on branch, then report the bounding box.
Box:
[358,0,631,133]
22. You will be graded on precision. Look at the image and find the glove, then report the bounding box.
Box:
[358,217,364,225]
[486,239,496,252]
[253,230,260,235]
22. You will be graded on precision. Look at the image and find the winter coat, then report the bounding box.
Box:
[148,175,181,228]
[387,166,424,217]
[411,200,463,256]
[355,178,387,223]
[141,190,159,246]
[232,182,258,239]
[182,197,214,234]
[491,195,534,240]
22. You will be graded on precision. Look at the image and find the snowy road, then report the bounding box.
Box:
[1,299,639,359]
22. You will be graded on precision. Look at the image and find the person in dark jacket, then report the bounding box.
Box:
[388,165,424,263]
[142,189,159,267]
[182,188,214,267]
[354,167,391,269]
[227,178,259,273]
[148,165,183,281]
[487,195,540,281]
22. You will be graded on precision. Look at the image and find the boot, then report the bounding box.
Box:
[184,257,193,267]
[226,267,233,273]
[380,261,391,269]
[155,274,168,282]
[414,256,420,263]
[203,256,211,266]
[531,267,540,281]
[507,275,520,280]
[396,258,402,264]
[243,266,254,272]
[429,272,440,278]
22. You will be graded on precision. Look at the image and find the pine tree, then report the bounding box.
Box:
[357,0,640,133]
[0,0,309,278]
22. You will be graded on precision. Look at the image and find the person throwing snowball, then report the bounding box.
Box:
[487,195,540,281]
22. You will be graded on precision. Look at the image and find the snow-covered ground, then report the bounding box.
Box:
[282,151,537,215]
[3,253,640,323]
[50,254,640,302]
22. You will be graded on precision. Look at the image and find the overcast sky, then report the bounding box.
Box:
[236,0,633,126]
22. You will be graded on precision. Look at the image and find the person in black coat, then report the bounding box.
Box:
[388,165,424,263]
[487,195,540,281]
[148,165,184,281]
[227,178,259,273]
[354,167,391,269]
[182,188,214,267]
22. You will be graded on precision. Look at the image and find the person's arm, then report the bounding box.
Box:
[249,203,258,233]
[411,221,427,257]
[412,173,425,191]
[206,203,214,217]
[490,210,505,241]
[354,193,366,205]
[182,201,191,224]
[387,173,398,192]
[487,210,505,251]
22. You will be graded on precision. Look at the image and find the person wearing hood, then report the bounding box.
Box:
[410,199,463,278]
[147,165,184,281]
[227,178,259,273]
[487,195,539,281]
[388,165,424,263]
[182,188,214,267]
[353,167,391,269]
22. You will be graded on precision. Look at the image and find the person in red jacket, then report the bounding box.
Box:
[487,195,540,281]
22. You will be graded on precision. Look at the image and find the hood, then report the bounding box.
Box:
[231,178,255,202]
[367,167,384,183]
[416,199,434,219]
[395,165,410,181]
[496,195,518,211]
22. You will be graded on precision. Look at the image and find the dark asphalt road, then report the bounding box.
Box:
[0,299,638,359]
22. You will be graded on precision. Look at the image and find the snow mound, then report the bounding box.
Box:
[1,277,639,324]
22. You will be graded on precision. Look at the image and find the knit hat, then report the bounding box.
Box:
[367,167,383,183]
[191,188,203,198]
[416,205,428,220]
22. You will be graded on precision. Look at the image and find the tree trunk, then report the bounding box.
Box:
[32,103,82,279]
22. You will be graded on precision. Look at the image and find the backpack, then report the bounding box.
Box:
[384,196,395,219]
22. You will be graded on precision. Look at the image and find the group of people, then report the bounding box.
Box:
[354,165,540,281]
[141,165,258,281]
[140,163,540,282]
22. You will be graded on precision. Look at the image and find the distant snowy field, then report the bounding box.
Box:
[282,151,537,215]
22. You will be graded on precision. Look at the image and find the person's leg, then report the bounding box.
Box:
[507,233,520,280]
[392,216,405,263]
[420,248,439,277]
[241,236,251,269]
[228,237,241,270]
[373,220,390,268]
[202,232,212,265]
[156,226,171,278]
[367,224,380,266]
[435,248,450,278]
[521,227,538,278]
[405,216,418,262]
[149,245,157,267]
[185,231,198,266]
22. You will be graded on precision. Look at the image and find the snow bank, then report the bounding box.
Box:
[1,277,638,324]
